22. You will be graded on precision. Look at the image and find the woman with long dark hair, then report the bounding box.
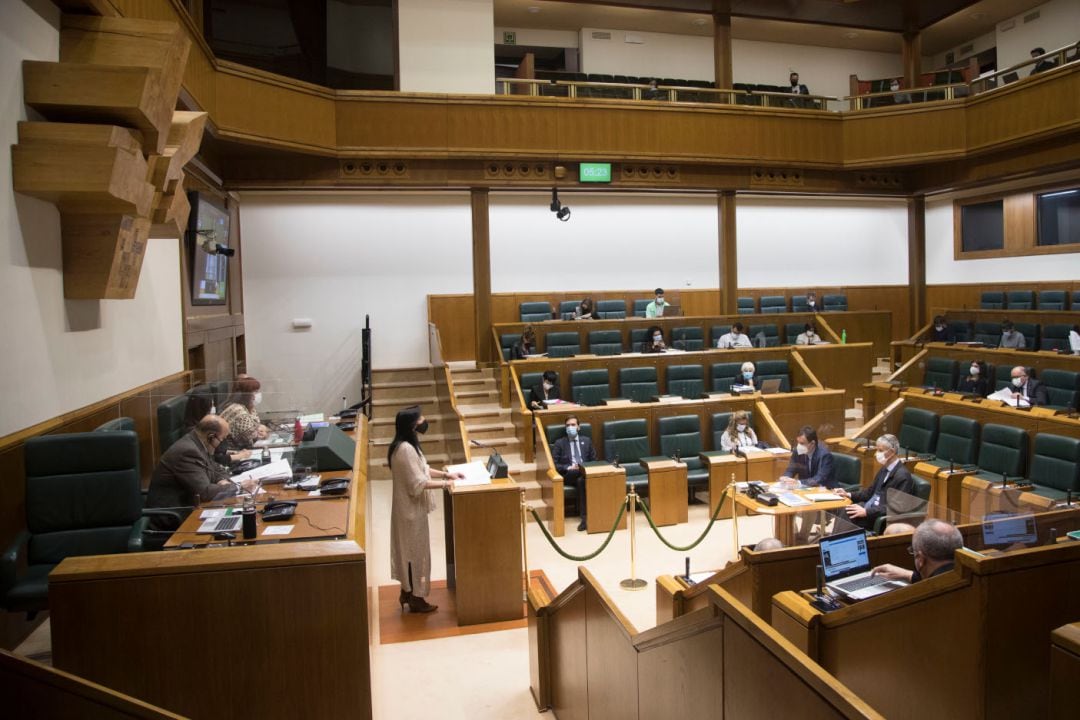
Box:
[388,405,463,613]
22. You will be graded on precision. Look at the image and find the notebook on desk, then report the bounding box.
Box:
[819,529,907,601]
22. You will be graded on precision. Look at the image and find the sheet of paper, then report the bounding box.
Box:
[767,447,791,455]
[300,412,325,423]
[446,460,491,487]
[806,492,843,502]
[261,525,294,536]
[199,508,232,520]
[986,388,1029,407]
[233,459,293,484]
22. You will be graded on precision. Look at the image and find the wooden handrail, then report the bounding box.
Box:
[848,395,904,441]
[788,348,824,389]
[971,40,1080,93]
[753,398,791,449]
[887,347,927,384]
[813,313,844,344]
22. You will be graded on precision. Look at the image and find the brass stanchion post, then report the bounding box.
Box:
[620,488,647,591]
[729,474,740,561]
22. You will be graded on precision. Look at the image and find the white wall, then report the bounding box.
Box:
[328,0,395,76]
[580,28,715,81]
[0,0,185,437]
[732,39,903,99]
[925,199,1079,284]
[495,27,578,48]
[994,0,1080,72]
[398,0,494,93]
[239,194,473,413]
[736,197,909,288]
[929,28,995,73]
[489,193,719,293]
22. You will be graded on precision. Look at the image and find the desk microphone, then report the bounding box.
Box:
[685,556,691,582]
[733,446,751,487]
[949,460,955,474]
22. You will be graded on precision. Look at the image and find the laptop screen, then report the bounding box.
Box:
[981,513,1037,547]
[819,530,871,581]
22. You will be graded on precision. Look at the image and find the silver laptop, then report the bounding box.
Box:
[819,529,907,601]
[759,378,782,394]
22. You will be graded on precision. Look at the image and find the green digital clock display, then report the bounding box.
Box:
[579,163,612,183]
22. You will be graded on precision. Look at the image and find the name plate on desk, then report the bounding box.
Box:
[1030,407,1060,418]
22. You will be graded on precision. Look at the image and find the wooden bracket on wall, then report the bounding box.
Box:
[11,14,203,298]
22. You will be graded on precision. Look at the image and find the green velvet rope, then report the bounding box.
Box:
[638,493,728,552]
[528,497,628,562]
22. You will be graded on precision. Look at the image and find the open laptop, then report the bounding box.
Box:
[819,529,908,601]
[759,378,782,394]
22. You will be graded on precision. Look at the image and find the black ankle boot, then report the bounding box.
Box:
[407,596,438,613]
[398,588,412,611]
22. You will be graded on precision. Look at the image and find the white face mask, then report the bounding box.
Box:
[796,443,808,456]
[970,366,980,375]
[875,450,887,465]
[542,381,553,390]
[656,298,664,305]
[1012,377,1023,387]
[253,391,263,406]
[935,325,945,331]
[653,334,663,342]
[737,424,748,433]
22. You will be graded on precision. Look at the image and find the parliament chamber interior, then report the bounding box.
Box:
[3,0,1080,718]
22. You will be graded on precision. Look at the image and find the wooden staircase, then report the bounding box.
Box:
[368,367,449,481]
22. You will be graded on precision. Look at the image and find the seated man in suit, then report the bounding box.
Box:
[528,370,560,410]
[1029,46,1057,74]
[926,315,955,343]
[645,288,668,318]
[716,322,752,349]
[146,415,246,529]
[551,416,597,532]
[871,519,963,583]
[836,433,915,532]
[1006,365,1048,406]
[779,426,836,488]
[795,323,823,345]
[999,320,1026,349]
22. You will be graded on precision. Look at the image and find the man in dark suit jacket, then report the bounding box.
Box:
[838,433,915,532]
[551,416,597,531]
[146,415,238,528]
[1008,366,1049,407]
[780,426,836,488]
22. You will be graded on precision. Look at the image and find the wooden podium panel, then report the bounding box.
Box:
[914,461,975,515]
[583,464,628,534]
[641,459,688,526]
[705,453,778,517]
[448,481,523,626]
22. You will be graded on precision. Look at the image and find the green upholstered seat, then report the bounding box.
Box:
[710,325,726,346]
[710,411,754,451]
[833,453,862,493]
[666,364,705,398]
[588,330,623,356]
[898,407,938,456]
[1027,433,1080,501]
[595,299,627,319]
[602,419,650,491]
[545,331,580,358]
[710,362,743,393]
[760,296,787,313]
[992,364,1020,392]
[95,416,135,432]
[619,367,658,402]
[926,415,979,468]
[1041,324,1074,352]
[748,324,780,348]
[948,320,973,342]
[822,294,847,311]
[784,322,807,344]
[923,357,959,390]
[571,369,610,406]
[1040,369,1080,411]
[737,297,756,314]
[209,380,232,409]
[544,421,593,446]
[980,291,1004,310]
[755,359,791,392]
[671,326,704,351]
[1013,322,1039,350]
[1037,290,1066,310]
[156,394,189,454]
[0,432,148,615]
[791,296,809,312]
[657,415,709,491]
[520,301,553,323]
[558,300,580,318]
[974,423,1028,482]
[500,333,521,361]
[186,383,215,424]
[1072,291,1080,309]
[973,322,1002,346]
[632,299,652,317]
[630,328,650,348]
[1006,290,1034,310]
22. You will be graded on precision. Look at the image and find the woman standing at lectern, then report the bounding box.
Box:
[388,405,463,613]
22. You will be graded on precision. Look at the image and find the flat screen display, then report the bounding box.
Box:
[579,162,612,183]
[188,194,230,306]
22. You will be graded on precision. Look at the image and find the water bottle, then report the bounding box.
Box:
[293,415,303,444]
[242,503,257,540]
[261,446,270,465]
[841,329,847,344]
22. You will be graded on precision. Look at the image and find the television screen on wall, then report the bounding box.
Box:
[187,193,230,306]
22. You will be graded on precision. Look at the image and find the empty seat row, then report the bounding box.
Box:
[741,294,847,314]
[894,407,1080,501]
[519,294,849,322]
[922,358,1080,410]
[519,361,792,406]
[980,290,1079,310]
[938,320,1078,352]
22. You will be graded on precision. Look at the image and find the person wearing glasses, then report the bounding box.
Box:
[870,519,963,583]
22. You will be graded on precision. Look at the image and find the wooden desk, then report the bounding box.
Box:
[640,458,687,526]
[583,463,628,534]
[163,496,351,548]
[733,489,849,546]
[913,461,977,515]
[1050,621,1080,720]
[445,479,524,626]
[960,475,1053,519]
[704,451,783,517]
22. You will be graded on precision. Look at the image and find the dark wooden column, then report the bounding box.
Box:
[712,0,733,89]
[719,190,737,315]
[471,188,493,364]
[907,194,926,335]
[902,32,922,89]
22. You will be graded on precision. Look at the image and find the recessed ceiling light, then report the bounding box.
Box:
[527,6,540,12]
[970,11,986,20]
[844,31,860,39]
[691,18,708,26]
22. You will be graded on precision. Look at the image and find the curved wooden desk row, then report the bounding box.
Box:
[43,420,375,720]
[528,566,883,720]
[892,327,1080,369]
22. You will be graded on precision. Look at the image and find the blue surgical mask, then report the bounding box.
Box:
[566,426,578,439]
[743,371,753,380]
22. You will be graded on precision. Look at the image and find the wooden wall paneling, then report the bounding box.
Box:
[678,289,721,318]
[712,3,733,90]
[927,282,1080,313]
[763,390,847,446]
[1050,623,1080,720]
[635,609,725,719]
[583,576,639,720]
[842,103,967,168]
[908,195,926,336]
[1003,191,1035,253]
[548,586,588,720]
[795,343,873,406]
[427,294,475,362]
[965,68,1080,156]
[471,188,493,364]
[719,190,737,315]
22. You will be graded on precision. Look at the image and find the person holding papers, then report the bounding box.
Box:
[795,323,823,345]
[644,288,668,318]
[720,410,758,452]
[220,376,269,448]
[1005,365,1048,406]
[528,370,561,409]
[871,519,963,583]
[511,326,537,359]
[779,426,836,488]
[716,322,752,349]
[551,416,597,531]
[389,406,464,614]
[146,415,244,528]
[836,434,915,532]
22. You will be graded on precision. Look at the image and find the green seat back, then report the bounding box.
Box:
[924,357,958,390]
[784,323,806,344]
[500,333,521,361]
[737,297,755,314]
[822,294,847,311]
[633,299,652,317]
[980,291,1004,310]
[973,322,1002,346]
[666,364,704,398]
[1041,324,1073,352]
[1071,291,1080,309]
[603,419,650,471]
[898,407,938,455]
[619,367,658,402]
[748,324,780,348]
[993,364,1016,392]
[571,369,610,406]
[520,371,558,401]
[948,320,973,342]
[1013,322,1039,349]
[210,380,232,409]
[755,359,791,392]
[671,326,704,351]
[935,415,979,465]
[520,301,552,323]
[95,417,135,433]
[1028,433,1080,494]
[977,423,1027,477]
[658,415,708,485]
[156,394,189,454]
[912,476,932,500]
[760,296,787,313]
[833,454,862,489]
[1037,290,1065,310]
[596,299,627,319]
[791,297,809,312]
[559,300,580,316]
[710,362,743,393]
[1006,290,1034,310]
[1040,369,1080,410]
[545,331,580,358]
[588,330,623,356]
[544,422,592,446]
[711,411,753,450]
[630,328,650,348]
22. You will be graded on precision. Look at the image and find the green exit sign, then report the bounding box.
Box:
[579,163,612,183]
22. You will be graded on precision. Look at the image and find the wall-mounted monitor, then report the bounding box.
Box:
[186,193,230,306]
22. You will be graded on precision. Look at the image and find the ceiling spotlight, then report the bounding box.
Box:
[527,6,540,13]
[549,188,571,222]
[691,17,707,26]
[844,31,860,39]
